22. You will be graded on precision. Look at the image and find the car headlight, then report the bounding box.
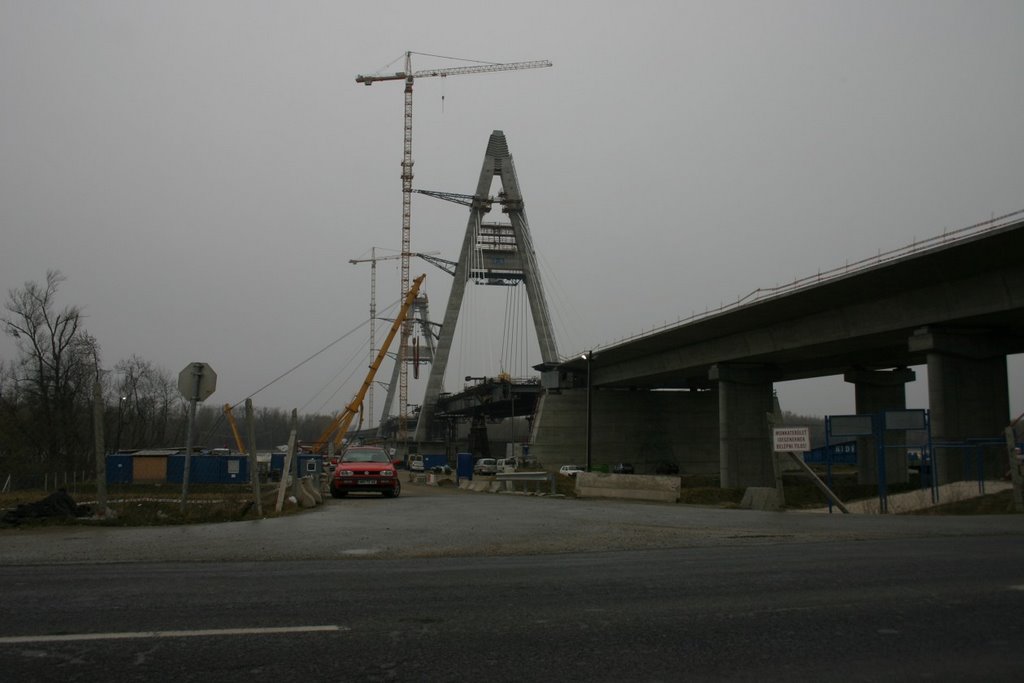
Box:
[338,469,354,476]
[380,470,394,477]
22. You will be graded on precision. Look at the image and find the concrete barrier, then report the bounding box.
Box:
[306,476,323,505]
[426,472,456,486]
[296,477,317,508]
[740,487,782,511]
[575,473,680,503]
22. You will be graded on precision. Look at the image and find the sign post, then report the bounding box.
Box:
[772,427,811,453]
[774,425,849,514]
[178,362,217,515]
[770,425,810,509]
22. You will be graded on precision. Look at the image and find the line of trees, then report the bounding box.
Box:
[1,270,334,479]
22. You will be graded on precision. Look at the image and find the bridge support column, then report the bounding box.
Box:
[843,367,915,486]
[710,364,775,489]
[910,328,1009,482]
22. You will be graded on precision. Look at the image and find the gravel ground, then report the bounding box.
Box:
[1,478,1020,566]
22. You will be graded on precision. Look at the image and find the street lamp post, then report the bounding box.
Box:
[582,351,594,471]
[115,395,127,453]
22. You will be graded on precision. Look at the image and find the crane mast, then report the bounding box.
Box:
[355,52,551,453]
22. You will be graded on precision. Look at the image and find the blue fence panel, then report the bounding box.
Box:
[804,441,857,465]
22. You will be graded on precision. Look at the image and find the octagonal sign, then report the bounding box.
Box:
[178,362,217,401]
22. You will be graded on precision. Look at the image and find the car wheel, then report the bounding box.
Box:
[330,488,346,499]
[384,480,401,498]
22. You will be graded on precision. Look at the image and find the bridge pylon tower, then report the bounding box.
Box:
[414,130,559,444]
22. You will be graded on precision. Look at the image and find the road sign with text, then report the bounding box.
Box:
[773,427,810,453]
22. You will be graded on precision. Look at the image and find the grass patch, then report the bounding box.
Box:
[906,489,1021,515]
[1,483,314,527]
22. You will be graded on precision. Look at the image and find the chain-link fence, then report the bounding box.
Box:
[1,471,93,495]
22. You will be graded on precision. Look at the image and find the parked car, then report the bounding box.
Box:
[330,446,401,498]
[407,454,424,472]
[473,457,498,476]
[612,463,634,474]
[559,465,585,477]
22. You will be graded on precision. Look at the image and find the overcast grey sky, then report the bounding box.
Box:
[2,0,1022,419]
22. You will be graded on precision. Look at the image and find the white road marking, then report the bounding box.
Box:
[0,625,345,645]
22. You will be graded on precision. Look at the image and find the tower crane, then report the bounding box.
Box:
[355,51,552,451]
[349,248,441,428]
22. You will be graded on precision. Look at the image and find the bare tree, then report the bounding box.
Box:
[113,355,180,449]
[2,270,100,469]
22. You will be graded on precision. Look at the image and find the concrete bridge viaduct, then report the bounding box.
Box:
[529,216,1024,487]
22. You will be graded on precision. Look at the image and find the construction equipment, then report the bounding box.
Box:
[349,249,444,428]
[223,403,246,453]
[309,274,426,454]
[355,52,552,448]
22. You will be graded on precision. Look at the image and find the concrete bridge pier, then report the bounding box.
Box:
[710,364,776,488]
[910,327,1010,482]
[844,367,915,486]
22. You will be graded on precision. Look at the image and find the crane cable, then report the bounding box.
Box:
[201,298,403,445]
[243,295,404,408]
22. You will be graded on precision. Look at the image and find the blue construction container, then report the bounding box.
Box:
[270,453,323,478]
[105,454,134,484]
[423,454,449,471]
[166,454,250,484]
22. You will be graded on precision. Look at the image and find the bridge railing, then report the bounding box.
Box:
[580,208,1024,355]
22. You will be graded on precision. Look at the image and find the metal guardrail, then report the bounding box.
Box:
[570,208,1024,358]
[495,471,556,495]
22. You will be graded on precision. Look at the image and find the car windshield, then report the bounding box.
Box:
[342,449,389,463]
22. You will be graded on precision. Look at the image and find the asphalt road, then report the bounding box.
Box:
[2,483,1023,681]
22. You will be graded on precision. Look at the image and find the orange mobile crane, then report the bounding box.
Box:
[223,403,246,453]
[310,273,426,454]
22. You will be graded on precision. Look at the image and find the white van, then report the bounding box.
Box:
[407,454,424,472]
[473,458,497,476]
[496,458,519,473]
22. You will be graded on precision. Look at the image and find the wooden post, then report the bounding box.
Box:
[92,382,107,515]
[275,409,298,512]
[245,399,263,516]
[767,413,786,509]
[1004,426,1023,513]
[786,451,850,514]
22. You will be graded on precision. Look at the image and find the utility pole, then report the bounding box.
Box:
[92,381,107,516]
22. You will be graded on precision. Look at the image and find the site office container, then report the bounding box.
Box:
[105,452,250,485]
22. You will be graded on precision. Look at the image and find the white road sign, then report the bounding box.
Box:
[178,362,217,401]
[773,427,810,453]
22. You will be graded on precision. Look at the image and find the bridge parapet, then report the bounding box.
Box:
[579,209,1024,356]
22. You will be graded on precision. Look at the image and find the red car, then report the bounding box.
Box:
[330,446,401,498]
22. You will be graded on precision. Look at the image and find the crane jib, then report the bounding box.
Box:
[356,60,551,85]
